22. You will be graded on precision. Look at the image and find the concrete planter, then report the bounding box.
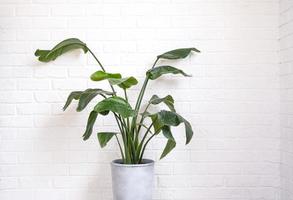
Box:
[111,159,154,200]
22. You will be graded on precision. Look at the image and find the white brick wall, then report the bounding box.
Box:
[0,1,281,200]
[280,0,293,199]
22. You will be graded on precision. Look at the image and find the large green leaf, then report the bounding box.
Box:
[97,132,117,148]
[90,71,121,81]
[146,66,191,80]
[149,110,193,144]
[63,89,113,111]
[63,91,83,111]
[160,126,176,159]
[149,95,175,112]
[160,139,176,159]
[83,110,98,141]
[35,38,88,62]
[94,96,135,118]
[109,76,138,89]
[77,89,113,112]
[157,47,200,60]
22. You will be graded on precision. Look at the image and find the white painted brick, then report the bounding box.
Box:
[190,175,224,187]
[51,5,85,16]
[17,30,51,41]
[0,6,14,16]
[0,0,285,199]
[85,5,121,16]
[0,191,33,200]
[0,17,32,29]
[33,190,66,200]
[280,0,293,198]
[17,79,51,90]
[19,177,52,189]
[16,6,50,16]
[0,152,18,164]
[0,177,18,189]
[17,103,51,115]
[68,17,103,28]
[32,18,67,29]
[53,176,88,188]
[0,91,32,103]
[0,104,16,115]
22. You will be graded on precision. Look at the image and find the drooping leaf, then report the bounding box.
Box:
[146,66,191,80]
[35,38,88,62]
[160,140,176,159]
[90,71,121,81]
[157,47,200,60]
[149,95,175,112]
[109,76,138,89]
[77,89,113,112]
[83,110,98,141]
[63,91,83,111]
[161,126,173,140]
[160,126,176,159]
[63,89,113,111]
[149,110,193,144]
[94,96,135,118]
[97,132,117,148]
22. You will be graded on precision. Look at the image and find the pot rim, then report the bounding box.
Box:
[111,159,154,167]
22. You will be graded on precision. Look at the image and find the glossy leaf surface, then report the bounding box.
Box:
[150,110,193,144]
[77,89,113,112]
[146,66,191,80]
[83,111,98,141]
[97,132,117,148]
[35,38,88,62]
[90,71,121,81]
[63,91,83,111]
[109,76,138,89]
[157,47,200,60]
[94,97,135,118]
[63,89,113,111]
[149,95,175,112]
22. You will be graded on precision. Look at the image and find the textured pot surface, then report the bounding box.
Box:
[111,159,154,200]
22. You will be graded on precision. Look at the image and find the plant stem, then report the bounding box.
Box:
[87,47,116,94]
[131,58,159,161]
[137,103,151,134]
[152,57,159,69]
[88,47,128,162]
[138,130,159,163]
[115,134,124,161]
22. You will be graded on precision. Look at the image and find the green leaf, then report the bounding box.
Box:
[146,66,191,80]
[94,96,135,118]
[77,89,113,112]
[83,110,98,141]
[90,71,121,81]
[157,47,200,60]
[97,132,117,148]
[161,126,174,140]
[109,76,138,89]
[63,89,113,111]
[160,126,176,159]
[160,140,176,159]
[150,95,175,112]
[63,91,83,111]
[35,38,88,62]
[149,110,193,144]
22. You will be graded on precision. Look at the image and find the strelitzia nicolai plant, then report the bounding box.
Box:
[35,38,200,164]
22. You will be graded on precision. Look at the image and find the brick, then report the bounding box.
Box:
[0,0,288,199]
[16,5,50,16]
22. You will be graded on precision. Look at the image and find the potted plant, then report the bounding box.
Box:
[35,38,200,200]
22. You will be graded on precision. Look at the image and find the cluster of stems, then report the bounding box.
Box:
[88,48,159,164]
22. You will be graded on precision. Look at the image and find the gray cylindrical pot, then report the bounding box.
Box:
[111,159,154,200]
